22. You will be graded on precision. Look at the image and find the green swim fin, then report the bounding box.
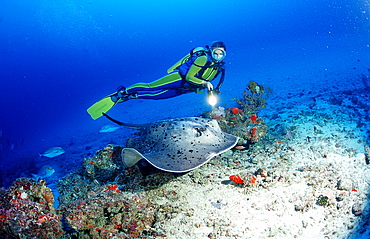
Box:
[87,93,117,120]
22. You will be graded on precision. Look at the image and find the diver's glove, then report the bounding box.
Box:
[204,82,214,91]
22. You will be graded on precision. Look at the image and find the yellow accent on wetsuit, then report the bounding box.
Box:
[123,72,181,98]
[186,55,220,87]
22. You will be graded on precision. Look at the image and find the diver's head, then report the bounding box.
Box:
[211,41,226,51]
[210,41,226,62]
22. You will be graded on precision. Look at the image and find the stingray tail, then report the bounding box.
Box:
[102,113,124,125]
[121,148,144,168]
[102,113,142,129]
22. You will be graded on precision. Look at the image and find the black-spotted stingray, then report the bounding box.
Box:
[103,114,238,173]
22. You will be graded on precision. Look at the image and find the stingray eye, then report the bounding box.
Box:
[194,127,206,137]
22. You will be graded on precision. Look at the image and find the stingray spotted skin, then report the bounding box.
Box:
[122,117,238,173]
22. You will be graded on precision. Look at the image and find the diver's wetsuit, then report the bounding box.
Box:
[117,47,224,102]
[125,72,191,100]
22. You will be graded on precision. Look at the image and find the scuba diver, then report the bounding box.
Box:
[87,41,227,120]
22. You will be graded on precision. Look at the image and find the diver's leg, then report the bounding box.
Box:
[113,72,183,103]
[135,89,183,100]
[126,72,182,93]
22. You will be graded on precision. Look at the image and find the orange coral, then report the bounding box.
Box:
[226,108,242,115]
[251,176,257,184]
[250,114,257,121]
[229,175,244,184]
[105,185,118,191]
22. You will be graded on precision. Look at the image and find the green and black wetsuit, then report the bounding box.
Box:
[119,46,225,101]
[87,46,225,120]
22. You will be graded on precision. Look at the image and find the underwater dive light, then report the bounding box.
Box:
[207,90,218,107]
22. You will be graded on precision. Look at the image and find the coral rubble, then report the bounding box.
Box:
[58,184,155,238]
[0,178,64,238]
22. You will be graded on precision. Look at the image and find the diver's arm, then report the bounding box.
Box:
[185,55,208,87]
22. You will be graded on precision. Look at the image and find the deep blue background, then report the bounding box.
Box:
[0,0,369,182]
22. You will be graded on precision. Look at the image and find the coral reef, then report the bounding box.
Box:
[203,106,268,145]
[58,184,156,238]
[57,172,98,206]
[0,144,160,238]
[202,80,271,146]
[0,178,64,238]
[57,144,165,238]
[82,144,124,182]
[223,112,268,144]
[57,144,130,206]
[233,80,273,114]
[57,152,144,206]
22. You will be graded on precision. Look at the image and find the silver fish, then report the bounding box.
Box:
[99,124,121,133]
[32,165,55,181]
[39,147,65,158]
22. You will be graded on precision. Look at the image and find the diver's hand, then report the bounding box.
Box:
[204,82,214,91]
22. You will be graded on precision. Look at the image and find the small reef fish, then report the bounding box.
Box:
[32,165,55,181]
[99,125,121,133]
[39,147,65,158]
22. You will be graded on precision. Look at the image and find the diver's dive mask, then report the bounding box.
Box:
[211,48,226,62]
